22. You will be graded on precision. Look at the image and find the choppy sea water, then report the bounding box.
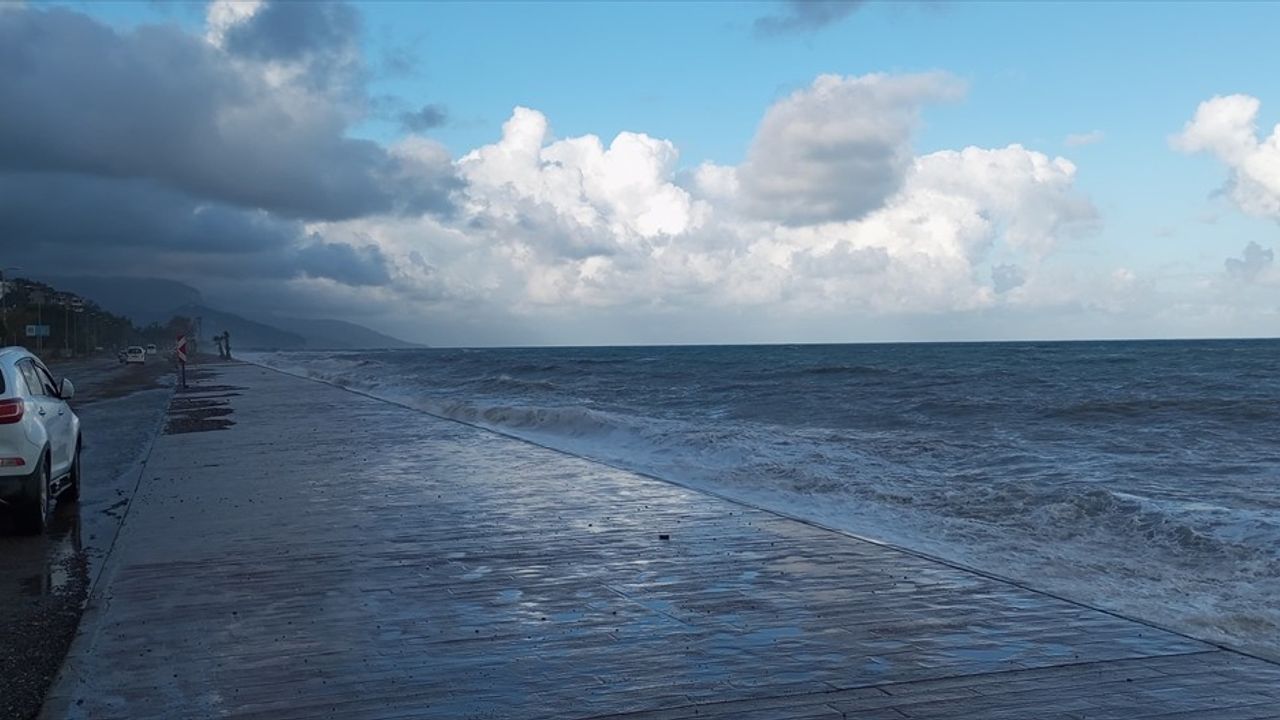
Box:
[248,341,1280,659]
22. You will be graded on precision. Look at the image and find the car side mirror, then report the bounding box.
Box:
[60,378,75,400]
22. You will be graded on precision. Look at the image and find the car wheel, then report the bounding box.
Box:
[18,455,50,535]
[65,440,82,502]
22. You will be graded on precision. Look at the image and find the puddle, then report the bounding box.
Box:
[165,398,237,435]
[1,500,85,598]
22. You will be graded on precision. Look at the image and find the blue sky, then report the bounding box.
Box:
[373,0,1280,275]
[11,1,1280,343]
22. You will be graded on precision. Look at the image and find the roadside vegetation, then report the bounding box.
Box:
[0,278,191,357]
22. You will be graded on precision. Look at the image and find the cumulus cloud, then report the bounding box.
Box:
[736,73,965,226]
[1225,242,1275,282]
[0,0,465,324]
[321,94,1094,320]
[1173,94,1280,220]
[0,5,457,221]
[458,107,701,248]
[755,0,865,36]
[2,2,1108,344]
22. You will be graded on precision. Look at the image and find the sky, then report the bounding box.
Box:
[2,0,1279,346]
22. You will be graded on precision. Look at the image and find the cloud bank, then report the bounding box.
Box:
[2,2,1116,344]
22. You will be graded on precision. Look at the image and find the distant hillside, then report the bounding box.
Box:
[273,317,421,349]
[36,276,422,351]
[40,276,203,325]
[174,304,306,351]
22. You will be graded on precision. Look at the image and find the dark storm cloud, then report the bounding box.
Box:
[295,241,392,286]
[0,5,459,222]
[400,104,449,132]
[0,172,395,290]
[0,173,298,256]
[755,1,866,36]
[222,1,359,63]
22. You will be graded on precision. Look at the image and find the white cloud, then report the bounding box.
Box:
[205,0,263,47]
[317,77,1096,326]
[1064,130,1105,147]
[458,107,701,244]
[1173,94,1280,220]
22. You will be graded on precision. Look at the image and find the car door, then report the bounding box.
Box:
[33,362,73,478]
[19,360,71,477]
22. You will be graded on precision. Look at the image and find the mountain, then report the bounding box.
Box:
[174,304,306,350]
[34,276,421,351]
[271,317,420,349]
[183,307,420,351]
[39,276,203,325]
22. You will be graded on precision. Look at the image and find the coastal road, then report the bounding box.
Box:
[0,357,173,720]
[43,363,1280,719]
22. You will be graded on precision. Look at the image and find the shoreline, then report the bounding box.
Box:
[42,362,1280,718]
[247,353,1280,666]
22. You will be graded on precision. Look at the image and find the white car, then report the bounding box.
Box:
[0,347,81,534]
[125,346,146,364]
[145,344,157,356]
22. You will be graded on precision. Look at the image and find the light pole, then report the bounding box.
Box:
[0,266,22,347]
[72,300,84,356]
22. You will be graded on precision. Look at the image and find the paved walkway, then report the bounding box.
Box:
[44,364,1280,719]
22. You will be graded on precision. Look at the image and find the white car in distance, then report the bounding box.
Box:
[125,346,146,364]
[0,347,81,534]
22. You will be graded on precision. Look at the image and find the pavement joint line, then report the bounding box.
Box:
[43,362,1280,719]
[573,648,1233,719]
[247,359,1280,670]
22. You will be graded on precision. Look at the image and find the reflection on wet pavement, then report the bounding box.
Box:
[10,506,82,599]
[42,363,1280,719]
[1,357,174,720]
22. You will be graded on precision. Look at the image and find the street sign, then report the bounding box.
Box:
[25,325,50,338]
[176,334,188,389]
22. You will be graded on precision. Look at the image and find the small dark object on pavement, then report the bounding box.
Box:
[658,534,670,540]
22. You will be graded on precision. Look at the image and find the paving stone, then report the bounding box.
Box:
[40,364,1280,719]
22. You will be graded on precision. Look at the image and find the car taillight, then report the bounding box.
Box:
[0,399,24,424]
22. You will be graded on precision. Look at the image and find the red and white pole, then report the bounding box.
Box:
[176,334,188,388]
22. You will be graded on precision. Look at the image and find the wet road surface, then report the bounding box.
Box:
[42,363,1280,719]
[0,357,172,720]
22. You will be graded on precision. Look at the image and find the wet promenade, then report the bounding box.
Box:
[44,364,1280,719]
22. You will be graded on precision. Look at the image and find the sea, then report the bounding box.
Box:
[247,340,1280,659]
